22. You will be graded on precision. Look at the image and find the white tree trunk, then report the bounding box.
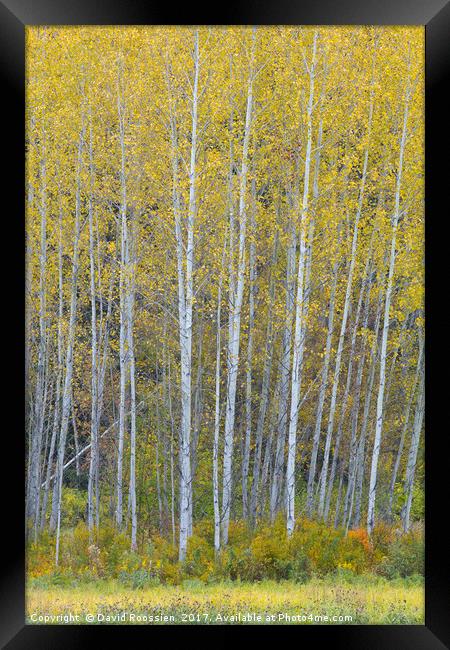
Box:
[128,214,137,550]
[178,30,200,559]
[40,186,65,531]
[116,64,128,530]
[213,244,226,553]
[342,261,373,529]
[306,256,338,516]
[401,364,424,532]
[221,30,255,545]
[367,76,411,535]
[351,283,384,528]
[387,333,424,519]
[324,239,373,523]
[27,129,48,536]
[54,119,85,563]
[317,76,375,519]
[270,223,296,521]
[286,31,317,536]
[250,233,278,523]
[242,180,256,519]
[87,112,99,536]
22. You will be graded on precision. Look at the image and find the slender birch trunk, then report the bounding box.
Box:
[367,75,411,535]
[54,118,85,563]
[128,212,137,550]
[384,312,409,409]
[213,243,226,553]
[38,363,53,522]
[180,29,200,554]
[259,432,273,517]
[40,376,60,530]
[191,316,204,481]
[160,309,170,534]
[221,30,255,545]
[317,69,375,519]
[27,128,48,535]
[250,233,278,523]
[401,362,424,532]
[351,283,384,529]
[286,31,317,536]
[116,62,128,530]
[71,398,80,480]
[40,187,64,531]
[25,129,35,438]
[166,30,200,560]
[333,459,345,528]
[87,111,99,536]
[342,260,373,529]
[94,273,113,528]
[306,255,338,516]
[155,399,163,533]
[323,238,374,523]
[242,179,257,519]
[387,333,424,519]
[270,222,296,521]
[166,356,176,546]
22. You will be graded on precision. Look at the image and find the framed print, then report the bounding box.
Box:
[0,0,449,647]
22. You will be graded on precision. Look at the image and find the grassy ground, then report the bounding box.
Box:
[26,576,424,625]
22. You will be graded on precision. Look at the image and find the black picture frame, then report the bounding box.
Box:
[1,1,448,647]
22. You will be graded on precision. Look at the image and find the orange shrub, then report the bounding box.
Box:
[337,534,371,574]
[348,528,371,553]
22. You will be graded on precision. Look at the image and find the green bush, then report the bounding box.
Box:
[97,525,130,575]
[286,550,313,583]
[208,517,313,583]
[61,488,87,527]
[183,534,214,580]
[27,516,424,584]
[28,570,76,589]
[376,531,424,579]
[290,518,344,575]
[27,530,56,577]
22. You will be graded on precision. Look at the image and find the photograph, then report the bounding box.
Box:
[25,25,425,626]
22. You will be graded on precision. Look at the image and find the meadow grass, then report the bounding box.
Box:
[26,575,424,625]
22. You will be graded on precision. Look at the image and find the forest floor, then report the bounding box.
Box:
[26,577,424,625]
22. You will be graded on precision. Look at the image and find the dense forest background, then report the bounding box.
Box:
[26,26,424,581]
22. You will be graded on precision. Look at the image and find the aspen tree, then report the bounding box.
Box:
[116,56,128,530]
[53,115,85,563]
[367,64,413,536]
[221,28,256,546]
[286,30,317,536]
[401,363,424,532]
[387,333,424,519]
[27,124,48,536]
[317,44,376,519]
[242,178,257,519]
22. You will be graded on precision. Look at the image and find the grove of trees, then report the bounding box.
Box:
[26,26,424,565]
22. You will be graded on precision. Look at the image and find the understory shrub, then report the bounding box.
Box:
[27,516,424,584]
[375,526,424,578]
[27,530,55,578]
